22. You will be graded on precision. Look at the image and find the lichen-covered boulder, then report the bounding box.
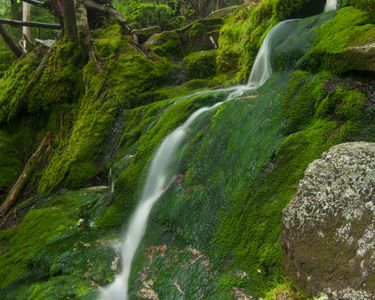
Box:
[281,142,375,299]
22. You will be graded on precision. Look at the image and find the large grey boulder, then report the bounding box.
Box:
[281,142,375,299]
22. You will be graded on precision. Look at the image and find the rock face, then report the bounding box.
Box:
[281,142,375,299]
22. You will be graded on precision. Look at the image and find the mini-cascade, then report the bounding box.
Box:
[100,18,300,300]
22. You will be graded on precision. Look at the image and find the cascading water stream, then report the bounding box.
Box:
[324,0,337,12]
[101,18,299,300]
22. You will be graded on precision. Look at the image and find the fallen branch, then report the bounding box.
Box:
[22,0,47,8]
[0,24,25,57]
[0,134,51,217]
[0,18,60,29]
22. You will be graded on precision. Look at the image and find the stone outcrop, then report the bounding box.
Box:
[281,142,375,299]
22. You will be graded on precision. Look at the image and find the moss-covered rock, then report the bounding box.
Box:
[339,0,375,22]
[282,142,375,298]
[183,50,217,79]
[144,31,183,58]
[298,7,375,73]
[177,18,224,54]
[0,186,124,300]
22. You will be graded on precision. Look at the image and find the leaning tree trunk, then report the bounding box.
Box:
[0,24,24,57]
[0,134,51,217]
[61,0,78,41]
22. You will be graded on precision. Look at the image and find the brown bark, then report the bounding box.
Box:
[61,0,78,41]
[0,134,51,217]
[0,24,25,58]
[76,0,99,65]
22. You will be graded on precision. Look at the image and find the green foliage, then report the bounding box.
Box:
[273,0,325,20]
[115,0,185,29]
[183,50,217,79]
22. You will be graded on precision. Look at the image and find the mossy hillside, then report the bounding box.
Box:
[0,188,115,299]
[216,0,326,83]
[213,71,372,296]
[38,25,174,195]
[183,50,217,80]
[124,67,374,298]
[95,91,227,229]
[126,73,290,298]
[298,7,375,73]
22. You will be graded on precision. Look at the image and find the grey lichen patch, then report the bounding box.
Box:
[281,142,375,297]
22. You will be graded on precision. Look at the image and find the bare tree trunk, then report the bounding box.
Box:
[22,2,31,50]
[0,24,25,57]
[61,0,78,41]
[76,0,99,64]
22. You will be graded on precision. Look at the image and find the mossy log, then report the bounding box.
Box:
[0,134,51,217]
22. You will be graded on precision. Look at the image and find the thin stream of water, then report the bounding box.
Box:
[101,19,300,300]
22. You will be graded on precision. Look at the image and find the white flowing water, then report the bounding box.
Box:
[324,0,337,12]
[100,19,300,300]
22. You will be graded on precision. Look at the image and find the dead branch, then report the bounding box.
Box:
[0,18,61,29]
[22,0,47,8]
[0,134,51,217]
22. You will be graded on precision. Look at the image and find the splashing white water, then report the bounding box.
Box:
[324,0,337,12]
[100,19,300,300]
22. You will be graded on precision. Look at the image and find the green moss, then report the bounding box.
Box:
[144,31,183,58]
[340,0,375,22]
[0,188,111,298]
[217,1,275,83]
[38,25,174,194]
[95,91,226,229]
[189,22,206,39]
[298,7,375,73]
[183,50,217,80]
[0,54,40,122]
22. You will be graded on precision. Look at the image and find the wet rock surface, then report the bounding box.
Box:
[281,142,375,298]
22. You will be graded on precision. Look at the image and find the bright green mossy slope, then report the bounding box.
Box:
[0,3,374,299]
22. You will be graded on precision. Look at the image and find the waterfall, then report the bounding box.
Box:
[100,19,300,300]
[324,0,337,12]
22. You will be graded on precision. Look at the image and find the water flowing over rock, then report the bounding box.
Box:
[101,19,300,300]
[281,142,375,298]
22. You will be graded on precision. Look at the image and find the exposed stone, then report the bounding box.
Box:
[281,142,375,298]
